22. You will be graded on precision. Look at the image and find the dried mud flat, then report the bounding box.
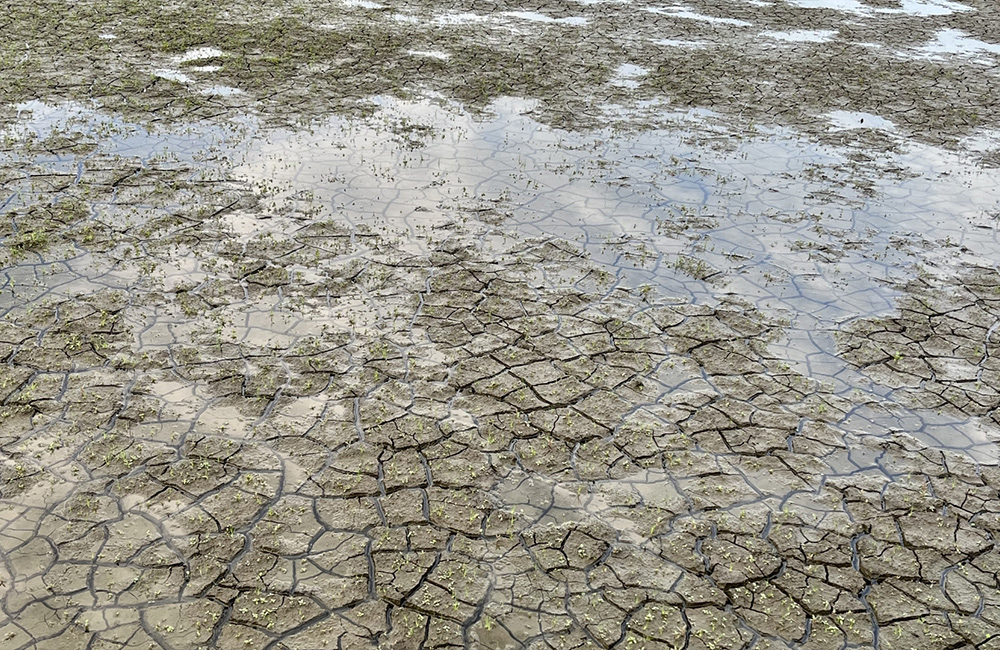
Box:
[2,0,1000,649]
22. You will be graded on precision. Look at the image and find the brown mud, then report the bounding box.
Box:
[2,0,1000,648]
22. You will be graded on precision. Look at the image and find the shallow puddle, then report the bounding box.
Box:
[224,94,1000,322]
[2,0,1000,648]
[787,0,972,16]
[913,28,1000,63]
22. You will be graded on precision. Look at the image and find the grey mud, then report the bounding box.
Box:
[1,0,999,649]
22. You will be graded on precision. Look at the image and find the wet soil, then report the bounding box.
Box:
[2,0,1000,649]
[2,0,1000,143]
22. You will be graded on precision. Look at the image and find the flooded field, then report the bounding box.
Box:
[1,0,999,648]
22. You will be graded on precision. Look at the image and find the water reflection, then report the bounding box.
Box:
[4,94,1000,466]
[230,95,999,312]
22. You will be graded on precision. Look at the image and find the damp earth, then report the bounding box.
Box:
[1,0,1000,649]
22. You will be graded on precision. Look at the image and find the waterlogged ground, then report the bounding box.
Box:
[2,0,1000,648]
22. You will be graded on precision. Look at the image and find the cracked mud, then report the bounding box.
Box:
[2,0,1000,649]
